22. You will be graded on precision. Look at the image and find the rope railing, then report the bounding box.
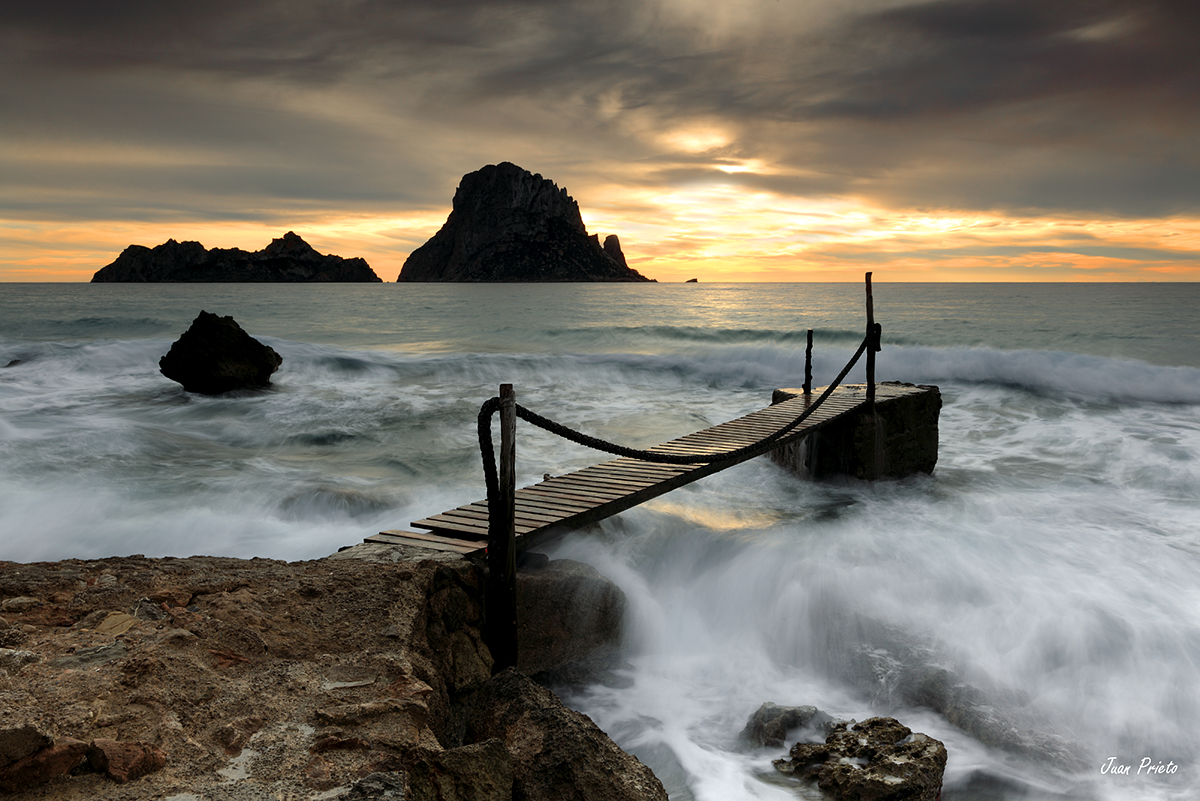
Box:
[476,335,871,509]
[479,272,882,671]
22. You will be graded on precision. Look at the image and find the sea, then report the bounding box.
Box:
[1,281,1198,800]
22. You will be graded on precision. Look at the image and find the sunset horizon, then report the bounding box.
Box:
[3,1,1198,283]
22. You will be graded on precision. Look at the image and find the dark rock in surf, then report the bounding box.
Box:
[91,231,381,282]
[405,739,513,801]
[397,162,653,282]
[515,559,625,680]
[773,717,946,801]
[159,311,282,394]
[458,668,668,801]
[740,702,831,748]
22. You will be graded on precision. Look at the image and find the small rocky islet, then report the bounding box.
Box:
[91,231,381,283]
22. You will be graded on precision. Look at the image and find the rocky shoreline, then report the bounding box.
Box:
[0,544,660,800]
[2,539,973,800]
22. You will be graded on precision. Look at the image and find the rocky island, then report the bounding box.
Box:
[91,232,381,283]
[397,163,653,282]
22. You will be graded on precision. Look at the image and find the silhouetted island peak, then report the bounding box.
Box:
[397,162,653,282]
[91,232,381,283]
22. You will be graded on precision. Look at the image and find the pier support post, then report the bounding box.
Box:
[803,329,813,395]
[486,383,518,672]
[769,383,941,481]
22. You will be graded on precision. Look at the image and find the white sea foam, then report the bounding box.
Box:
[2,283,1198,800]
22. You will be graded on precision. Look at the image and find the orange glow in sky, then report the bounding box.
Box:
[4,182,1199,282]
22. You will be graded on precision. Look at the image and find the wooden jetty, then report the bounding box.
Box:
[358,274,939,670]
[365,381,928,556]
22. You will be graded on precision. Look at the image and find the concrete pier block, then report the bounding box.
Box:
[770,382,941,480]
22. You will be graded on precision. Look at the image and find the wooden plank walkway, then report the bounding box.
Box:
[366,383,921,555]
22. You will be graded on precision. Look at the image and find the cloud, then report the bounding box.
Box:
[1,0,1198,281]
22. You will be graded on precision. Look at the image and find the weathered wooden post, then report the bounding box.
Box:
[865,272,876,410]
[803,329,813,395]
[486,383,518,672]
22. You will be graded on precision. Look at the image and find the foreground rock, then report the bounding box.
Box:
[0,551,654,800]
[397,162,653,282]
[159,311,282,394]
[91,231,381,282]
[773,716,947,801]
[459,669,667,801]
[515,558,625,680]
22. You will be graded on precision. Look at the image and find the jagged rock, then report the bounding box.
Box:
[159,311,282,394]
[342,772,407,799]
[602,235,628,269]
[0,738,90,792]
[87,738,167,783]
[91,231,381,282]
[0,723,53,768]
[397,162,654,282]
[774,717,946,801]
[459,668,668,801]
[516,559,625,678]
[0,648,42,677]
[740,702,831,748]
[406,738,513,801]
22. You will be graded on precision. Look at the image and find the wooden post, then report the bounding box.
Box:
[486,383,518,672]
[865,273,876,410]
[803,329,813,395]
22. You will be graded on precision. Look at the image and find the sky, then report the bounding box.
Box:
[2,0,1198,282]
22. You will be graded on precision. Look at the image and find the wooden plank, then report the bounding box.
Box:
[365,531,482,553]
[462,502,567,526]
[387,385,883,555]
[521,485,619,506]
[376,529,484,548]
[512,492,597,514]
[432,509,541,535]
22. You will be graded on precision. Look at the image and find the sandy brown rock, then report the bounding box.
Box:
[0,554,481,798]
[87,738,167,783]
[0,738,89,792]
[0,550,649,800]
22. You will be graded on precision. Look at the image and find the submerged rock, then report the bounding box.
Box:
[159,311,282,394]
[397,162,653,282]
[774,717,947,801]
[740,702,831,749]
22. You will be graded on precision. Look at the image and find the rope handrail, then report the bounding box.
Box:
[477,334,872,503]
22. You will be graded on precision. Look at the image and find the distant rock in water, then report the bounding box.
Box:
[159,311,282,394]
[397,162,653,282]
[91,232,381,282]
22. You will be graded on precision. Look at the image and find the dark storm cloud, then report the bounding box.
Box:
[3,0,1198,221]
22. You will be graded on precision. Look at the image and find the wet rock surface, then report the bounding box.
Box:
[515,558,625,679]
[159,311,283,394]
[740,702,832,749]
[773,716,947,801]
[459,668,668,801]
